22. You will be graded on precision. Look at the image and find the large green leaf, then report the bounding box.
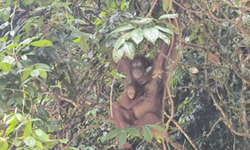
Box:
[159,32,170,45]
[39,70,47,79]
[142,126,153,142]
[118,131,127,145]
[162,0,172,11]
[113,48,125,63]
[114,36,126,50]
[125,127,140,137]
[123,42,135,59]
[143,27,159,45]
[35,63,50,70]
[30,40,53,47]
[4,43,18,49]
[147,124,165,131]
[2,56,15,64]
[79,37,89,52]
[158,14,178,20]
[0,138,8,150]
[35,129,50,142]
[6,120,17,135]
[104,129,120,141]
[24,136,36,147]
[154,25,173,35]
[2,7,11,21]
[130,28,144,44]
[5,113,16,125]
[110,24,135,34]
[37,106,49,121]
[20,38,32,45]
[129,18,153,25]
[30,70,40,77]
[22,68,32,81]
[0,63,11,72]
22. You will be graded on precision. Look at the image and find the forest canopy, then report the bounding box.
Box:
[0,0,250,149]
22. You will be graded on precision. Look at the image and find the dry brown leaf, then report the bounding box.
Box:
[208,53,221,65]
[211,1,220,13]
[152,69,163,78]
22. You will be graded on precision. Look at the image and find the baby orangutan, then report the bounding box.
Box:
[119,84,144,109]
[112,83,144,128]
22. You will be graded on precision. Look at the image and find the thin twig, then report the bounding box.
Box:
[146,0,158,18]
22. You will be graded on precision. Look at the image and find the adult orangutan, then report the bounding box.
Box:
[112,40,177,131]
[111,55,153,128]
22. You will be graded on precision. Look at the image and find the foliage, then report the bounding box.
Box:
[0,0,250,149]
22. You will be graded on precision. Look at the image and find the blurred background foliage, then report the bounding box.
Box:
[0,0,250,149]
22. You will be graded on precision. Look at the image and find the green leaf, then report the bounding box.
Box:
[198,34,203,44]
[0,139,8,150]
[15,113,24,122]
[129,18,153,25]
[35,129,50,142]
[154,25,173,35]
[39,70,47,79]
[120,1,126,10]
[30,70,40,77]
[142,126,153,142]
[4,43,19,49]
[24,121,32,137]
[88,108,98,116]
[0,36,8,42]
[35,63,50,70]
[114,36,126,50]
[37,106,49,121]
[159,32,170,45]
[118,131,127,145]
[58,139,69,144]
[0,63,12,72]
[73,37,81,43]
[2,56,15,64]
[13,33,23,43]
[30,40,52,47]
[162,0,172,11]
[47,121,59,132]
[5,113,16,124]
[35,141,44,149]
[110,24,135,34]
[2,7,11,21]
[104,129,120,141]
[123,42,135,59]
[24,136,36,147]
[147,124,165,131]
[113,48,125,63]
[131,29,144,44]
[79,37,89,52]
[47,49,61,62]
[143,27,159,45]
[158,14,178,20]
[22,68,32,81]
[20,38,32,45]
[6,120,17,135]
[0,22,9,29]
[177,103,184,111]
[125,128,140,137]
